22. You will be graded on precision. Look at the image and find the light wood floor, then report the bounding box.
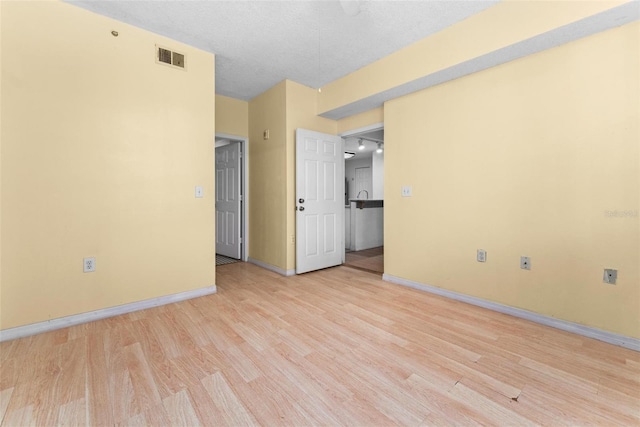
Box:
[1,262,639,426]
[345,246,384,274]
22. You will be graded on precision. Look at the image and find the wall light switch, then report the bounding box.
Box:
[520,256,531,270]
[195,186,204,198]
[401,186,412,197]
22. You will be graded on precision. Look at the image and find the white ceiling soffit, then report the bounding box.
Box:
[321,2,640,120]
[66,0,499,100]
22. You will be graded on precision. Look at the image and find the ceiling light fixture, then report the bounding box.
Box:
[376,142,383,153]
[358,139,365,150]
[344,152,356,159]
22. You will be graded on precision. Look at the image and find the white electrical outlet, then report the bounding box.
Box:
[83,257,96,273]
[477,249,486,262]
[520,256,531,270]
[195,186,204,198]
[401,186,412,197]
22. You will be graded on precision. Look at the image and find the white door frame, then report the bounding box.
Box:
[215,132,249,262]
[339,122,384,262]
[339,122,384,139]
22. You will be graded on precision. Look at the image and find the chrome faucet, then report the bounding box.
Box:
[357,190,369,200]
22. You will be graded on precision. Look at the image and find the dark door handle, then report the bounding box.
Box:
[299,206,305,211]
[299,198,305,204]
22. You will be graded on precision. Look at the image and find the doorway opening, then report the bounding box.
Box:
[215,133,248,265]
[341,124,384,274]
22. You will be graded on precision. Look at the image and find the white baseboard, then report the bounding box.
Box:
[0,285,217,343]
[383,274,640,352]
[248,257,295,276]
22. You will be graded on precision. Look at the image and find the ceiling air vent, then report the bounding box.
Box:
[158,47,172,65]
[172,52,185,68]
[156,45,186,69]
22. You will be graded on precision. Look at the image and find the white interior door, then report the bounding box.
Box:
[296,129,344,274]
[215,143,241,259]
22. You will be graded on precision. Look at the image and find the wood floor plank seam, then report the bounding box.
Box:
[1,262,638,426]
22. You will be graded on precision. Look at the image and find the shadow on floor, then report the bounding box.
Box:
[344,246,383,274]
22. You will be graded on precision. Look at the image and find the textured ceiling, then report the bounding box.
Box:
[68,0,499,101]
[319,1,639,119]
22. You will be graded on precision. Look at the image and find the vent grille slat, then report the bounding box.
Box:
[156,46,186,70]
[172,52,185,68]
[158,47,172,64]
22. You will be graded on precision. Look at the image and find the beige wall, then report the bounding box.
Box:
[247,80,337,271]
[284,81,337,270]
[337,107,383,135]
[2,0,636,343]
[318,1,628,115]
[215,95,249,138]
[248,82,287,269]
[384,22,639,338]
[1,1,215,330]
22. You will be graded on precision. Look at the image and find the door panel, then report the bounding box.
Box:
[324,214,336,252]
[215,142,241,259]
[324,162,336,199]
[305,215,319,256]
[296,129,344,274]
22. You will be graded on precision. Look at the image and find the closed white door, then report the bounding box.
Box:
[296,129,344,274]
[215,143,241,259]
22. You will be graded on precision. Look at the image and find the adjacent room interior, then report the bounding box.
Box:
[214,135,247,266]
[344,128,385,274]
[1,0,638,425]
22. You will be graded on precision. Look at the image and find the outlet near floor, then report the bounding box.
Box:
[603,268,617,284]
[83,257,96,273]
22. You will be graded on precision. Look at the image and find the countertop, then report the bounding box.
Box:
[349,199,384,209]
